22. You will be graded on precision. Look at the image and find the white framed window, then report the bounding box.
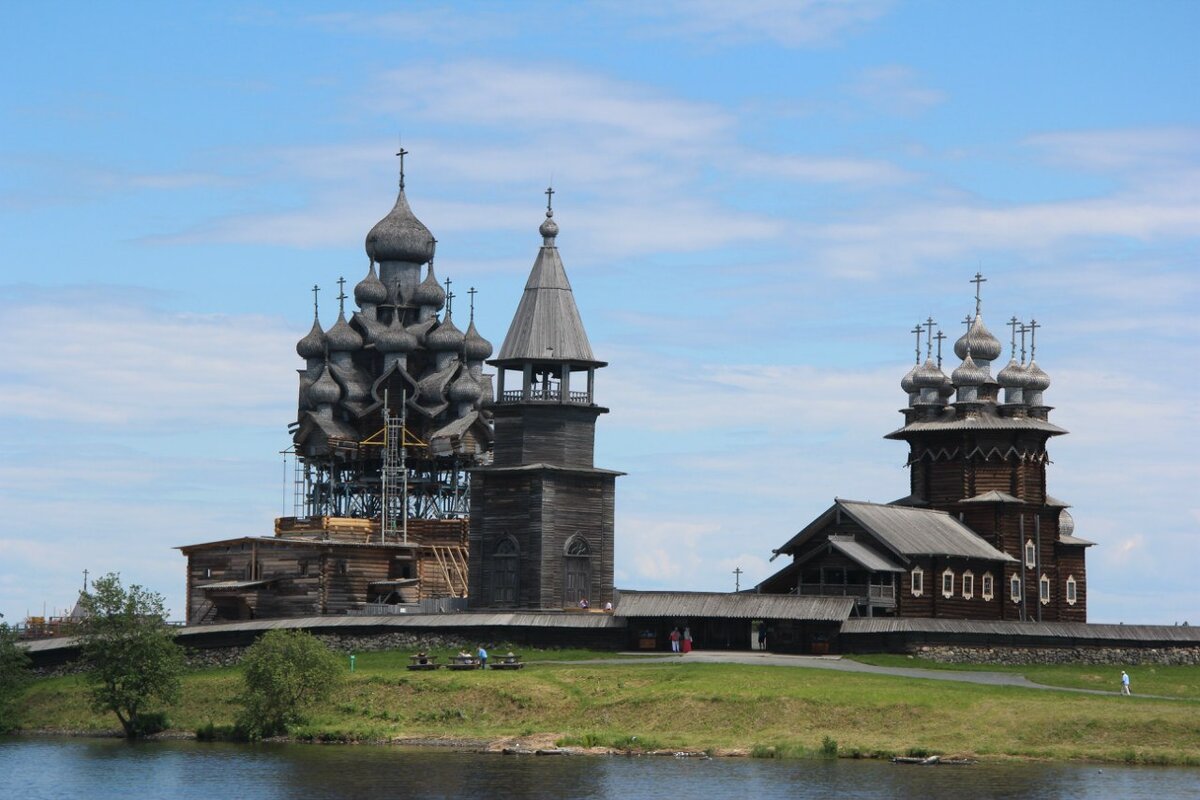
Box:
[1039,573,1051,605]
[981,572,994,601]
[941,569,955,598]
[1025,540,1036,568]
[1010,573,1022,603]
[910,566,924,597]
[1065,575,1077,605]
[962,571,975,600]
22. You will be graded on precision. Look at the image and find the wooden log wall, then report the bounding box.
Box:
[490,406,601,469]
[897,556,1006,621]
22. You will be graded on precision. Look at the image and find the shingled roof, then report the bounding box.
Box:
[493,213,601,365]
[775,499,1017,566]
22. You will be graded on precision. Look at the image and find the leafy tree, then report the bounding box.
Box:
[77,573,185,739]
[0,620,32,732]
[238,629,342,737]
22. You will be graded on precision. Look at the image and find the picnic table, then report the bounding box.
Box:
[406,654,440,671]
[447,654,480,670]
[491,652,525,670]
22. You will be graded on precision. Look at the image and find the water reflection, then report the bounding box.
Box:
[2,737,1196,800]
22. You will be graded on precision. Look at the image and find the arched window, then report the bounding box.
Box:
[962,570,975,600]
[1065,575,1077,606]
[1010,573,1022,603]
[981,572,994,601]
[1025,540,1036,568]
[492,537,519,606]
[1039,573,1051,605]
[941,569,955,598]
[563,535,592,607]
[910,566,924,597]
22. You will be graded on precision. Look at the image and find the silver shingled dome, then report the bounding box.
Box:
[1059,508,1075,538]
[426,314,465,352]
[365,188,435,264]
[325,312,364,352]
[296,319,326,360]
[354,262,388,306]
[1024,360,1051,391]
[954,315,1003,362]
[952,354,988,387]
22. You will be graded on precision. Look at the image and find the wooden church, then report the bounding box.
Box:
[759,277,1092,622]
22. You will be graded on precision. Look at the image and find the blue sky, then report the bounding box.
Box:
[2,1,1197,624]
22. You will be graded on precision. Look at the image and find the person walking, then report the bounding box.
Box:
[669,627,681,653]
[478,645,489,670]
[1121,670,1131,695]
[757,624,767,651]
[681,626,693,654]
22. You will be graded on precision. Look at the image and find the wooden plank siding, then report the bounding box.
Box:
[469,467,616,612]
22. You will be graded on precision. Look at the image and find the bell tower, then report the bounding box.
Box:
[468,191,621,609]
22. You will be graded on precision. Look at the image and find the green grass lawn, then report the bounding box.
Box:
[17,650,1200,765]
[848,654,1200,700]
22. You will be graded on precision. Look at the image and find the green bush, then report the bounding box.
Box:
[0,622,32,732]
[238,630,342,738]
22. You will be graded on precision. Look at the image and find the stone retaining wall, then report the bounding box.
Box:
[912,645,1200,666]
[183,631,482,669]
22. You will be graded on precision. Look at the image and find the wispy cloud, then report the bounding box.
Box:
[850,65,945,115]
[0,292,295,428]
[1024,127,1200,173]
[630,0,894,48]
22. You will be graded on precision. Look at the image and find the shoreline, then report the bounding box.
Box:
[6,728,1174,768]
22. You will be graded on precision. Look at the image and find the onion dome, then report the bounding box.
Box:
[448,368,480,404]
[325,312,363,352]
[913,359,944,389]
[539,208,559,243]
[426,314,464,353]
[952,354,988,387]
[296,319,326,360]
[308,365,341,406]
[938,371,955,400]
[365,188,435,264]
[375,316,417,354]
[996,357,1031,389]
[412,263,446,309]
[463,319,493,362]
[900,364,918,394]
[954,315,1003,362]
[1059,509,1075,538]
[354,262,388,307]
[1024,360,1051,391]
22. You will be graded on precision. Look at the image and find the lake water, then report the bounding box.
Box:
[2,737,1198,799]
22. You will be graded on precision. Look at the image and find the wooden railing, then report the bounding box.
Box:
[498,389,591,404]
[798,583,895,602]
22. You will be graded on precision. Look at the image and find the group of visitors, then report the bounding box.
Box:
[668,626,693,654]
[456,646,490,669]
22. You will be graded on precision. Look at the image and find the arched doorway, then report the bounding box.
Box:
[563,535,592,607]
[493,537,519,606]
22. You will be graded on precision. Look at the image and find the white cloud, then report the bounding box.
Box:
[631,0,894,48]
[851,65,945,115]
[1024,127,1200,173]
[0,294,295,429]
[302,8,513,43]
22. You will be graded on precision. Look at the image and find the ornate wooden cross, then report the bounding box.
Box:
[971,271,987,316]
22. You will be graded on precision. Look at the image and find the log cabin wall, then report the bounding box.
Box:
[469,466,615,610]
[183,539,421,621]
[897,556,1006,620]
[491,405,601,469]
